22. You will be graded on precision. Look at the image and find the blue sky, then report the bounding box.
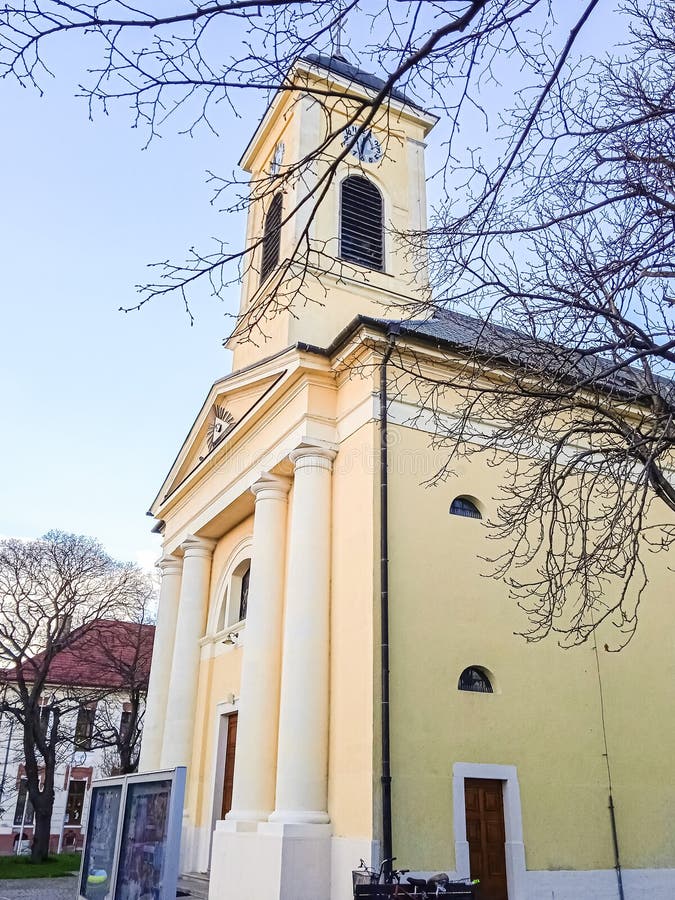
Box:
[1,47,258,570]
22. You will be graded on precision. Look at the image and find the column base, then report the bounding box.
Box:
[209,820,331,900]
[268,808,330,825]
[226,808,273,825]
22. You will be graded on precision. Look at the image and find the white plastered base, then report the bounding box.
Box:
[208,819,332,900]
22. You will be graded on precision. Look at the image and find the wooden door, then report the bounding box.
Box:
[464,778,508,900]
[220,712,238,819]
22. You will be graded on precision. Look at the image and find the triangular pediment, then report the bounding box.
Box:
[155,368,286,508]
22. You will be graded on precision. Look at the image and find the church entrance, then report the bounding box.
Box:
[464,778,508,900]
[220,711,238,819]
[207,709,239,874]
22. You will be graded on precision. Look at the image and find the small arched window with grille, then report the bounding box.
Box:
[340,175,384,271]
[458,667,493,693]
[260,193,283,283]
[449,496,482,519]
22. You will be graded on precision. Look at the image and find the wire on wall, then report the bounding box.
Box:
[592,633,625,900]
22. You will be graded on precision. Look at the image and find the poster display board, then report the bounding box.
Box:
[79,767,185,900]
[79,784,123,899]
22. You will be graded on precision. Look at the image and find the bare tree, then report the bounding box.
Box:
[90,614,155,776]
[0,531,154,862]
[2,1,674,645]
[404,0,675,647]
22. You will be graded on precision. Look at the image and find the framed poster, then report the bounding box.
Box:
[79,768,185,900]
[115,779,172,900]
[79,783,124,899]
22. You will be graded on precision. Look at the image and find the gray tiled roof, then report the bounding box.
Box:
[371,309,674,400]
[382,309,525,355]
[301,53,420,109]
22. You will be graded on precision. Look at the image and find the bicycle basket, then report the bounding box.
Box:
[353,869,377,889]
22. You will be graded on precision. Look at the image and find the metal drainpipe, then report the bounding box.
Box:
[379,327,398,876]
[608,793,625,900]
[592,631,625,900]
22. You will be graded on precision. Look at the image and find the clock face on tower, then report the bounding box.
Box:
[270,141,285,176]
[342,126,383,164]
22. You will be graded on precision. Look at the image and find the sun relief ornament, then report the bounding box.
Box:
[206,404,235,452]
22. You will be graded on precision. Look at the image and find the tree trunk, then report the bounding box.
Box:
[21,710,58,864]
[31,807,52,863]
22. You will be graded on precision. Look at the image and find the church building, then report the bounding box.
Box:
[141,54,675,900]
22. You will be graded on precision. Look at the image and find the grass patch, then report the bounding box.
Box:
[0,852,81,879]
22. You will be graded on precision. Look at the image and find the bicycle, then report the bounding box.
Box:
[352,857,410,897]
[399,873,479,898]
[352,859,478,898]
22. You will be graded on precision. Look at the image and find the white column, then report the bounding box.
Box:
[160,535,216,770]
[227,474,291,823]
[270,445,335,824]
[139,554,183,772]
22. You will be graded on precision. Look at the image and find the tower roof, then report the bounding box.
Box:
[300,52,422,111]
[239,51,436,170]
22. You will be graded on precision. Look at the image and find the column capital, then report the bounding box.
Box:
[181,534,217,559]
[156,553,182,576]
[289,443,337,472]
[251,473,292,501]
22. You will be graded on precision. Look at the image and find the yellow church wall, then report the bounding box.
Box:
[384,422,675,873]
[230,301,291,372]
[190,649,244,829]
[281,120,429,351]
[328,420,379,839]
[589,586,675,868]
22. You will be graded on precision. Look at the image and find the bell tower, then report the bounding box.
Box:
[228,54,438,371]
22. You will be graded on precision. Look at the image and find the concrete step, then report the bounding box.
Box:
[177,872,210,899]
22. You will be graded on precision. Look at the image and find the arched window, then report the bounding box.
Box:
[340,175,384,270]
[450,496,482,519]
[260,193,283,283]
[458,667,493,693]
[214,557,252,633]
[238,565,250,622]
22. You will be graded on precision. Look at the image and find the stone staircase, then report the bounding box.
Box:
[177,872,210,899]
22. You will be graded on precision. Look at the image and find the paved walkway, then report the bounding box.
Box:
[0,874,78,899]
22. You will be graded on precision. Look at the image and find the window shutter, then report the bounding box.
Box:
[260,193,283,283]
[340,176,384,270]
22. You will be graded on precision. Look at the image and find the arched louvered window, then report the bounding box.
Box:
[458,667,493,693]
[260,193,283,283]
[340,175,384,271]
[450,496,482,519]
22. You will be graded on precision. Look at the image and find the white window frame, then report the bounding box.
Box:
[209,539,253,638]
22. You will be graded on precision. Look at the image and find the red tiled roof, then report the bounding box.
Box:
[2,619,155,690]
